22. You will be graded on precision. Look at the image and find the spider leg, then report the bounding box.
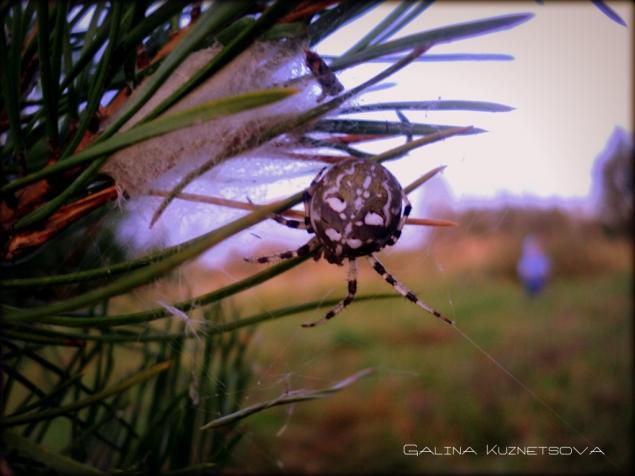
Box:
[244,238,319,264]
[271,213,308,230]
[367,253,453,325]
[302,258,357,327]
[303,167,327,233]
[386,190,411,246]
[303,190,314,233]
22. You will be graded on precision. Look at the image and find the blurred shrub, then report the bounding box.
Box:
[593,127,633,237]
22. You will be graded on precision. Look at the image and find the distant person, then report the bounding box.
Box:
[517,235,550,297]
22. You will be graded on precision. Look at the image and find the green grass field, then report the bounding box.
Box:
[6,231,629,474]
[219,244,631,473]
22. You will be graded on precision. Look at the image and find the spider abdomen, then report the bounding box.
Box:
[308,159,403,264]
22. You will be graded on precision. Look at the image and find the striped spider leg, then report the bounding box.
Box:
[387,189,412,246]
[244,237,320,265]
[303,166,327,232]
[367,253,453,325]
[270,167,327,232]
[301,258,357,328]
[271,213,307,230]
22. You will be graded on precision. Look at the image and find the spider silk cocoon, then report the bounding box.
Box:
[101,38,317,196]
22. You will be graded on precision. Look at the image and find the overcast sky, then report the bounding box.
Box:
[316,1,633,204]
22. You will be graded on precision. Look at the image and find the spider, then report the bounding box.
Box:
[246,158,454,328]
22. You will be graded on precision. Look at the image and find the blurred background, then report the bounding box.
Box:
[193,3,633,472]
[186,3,632,472]
[2,1,632,474]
